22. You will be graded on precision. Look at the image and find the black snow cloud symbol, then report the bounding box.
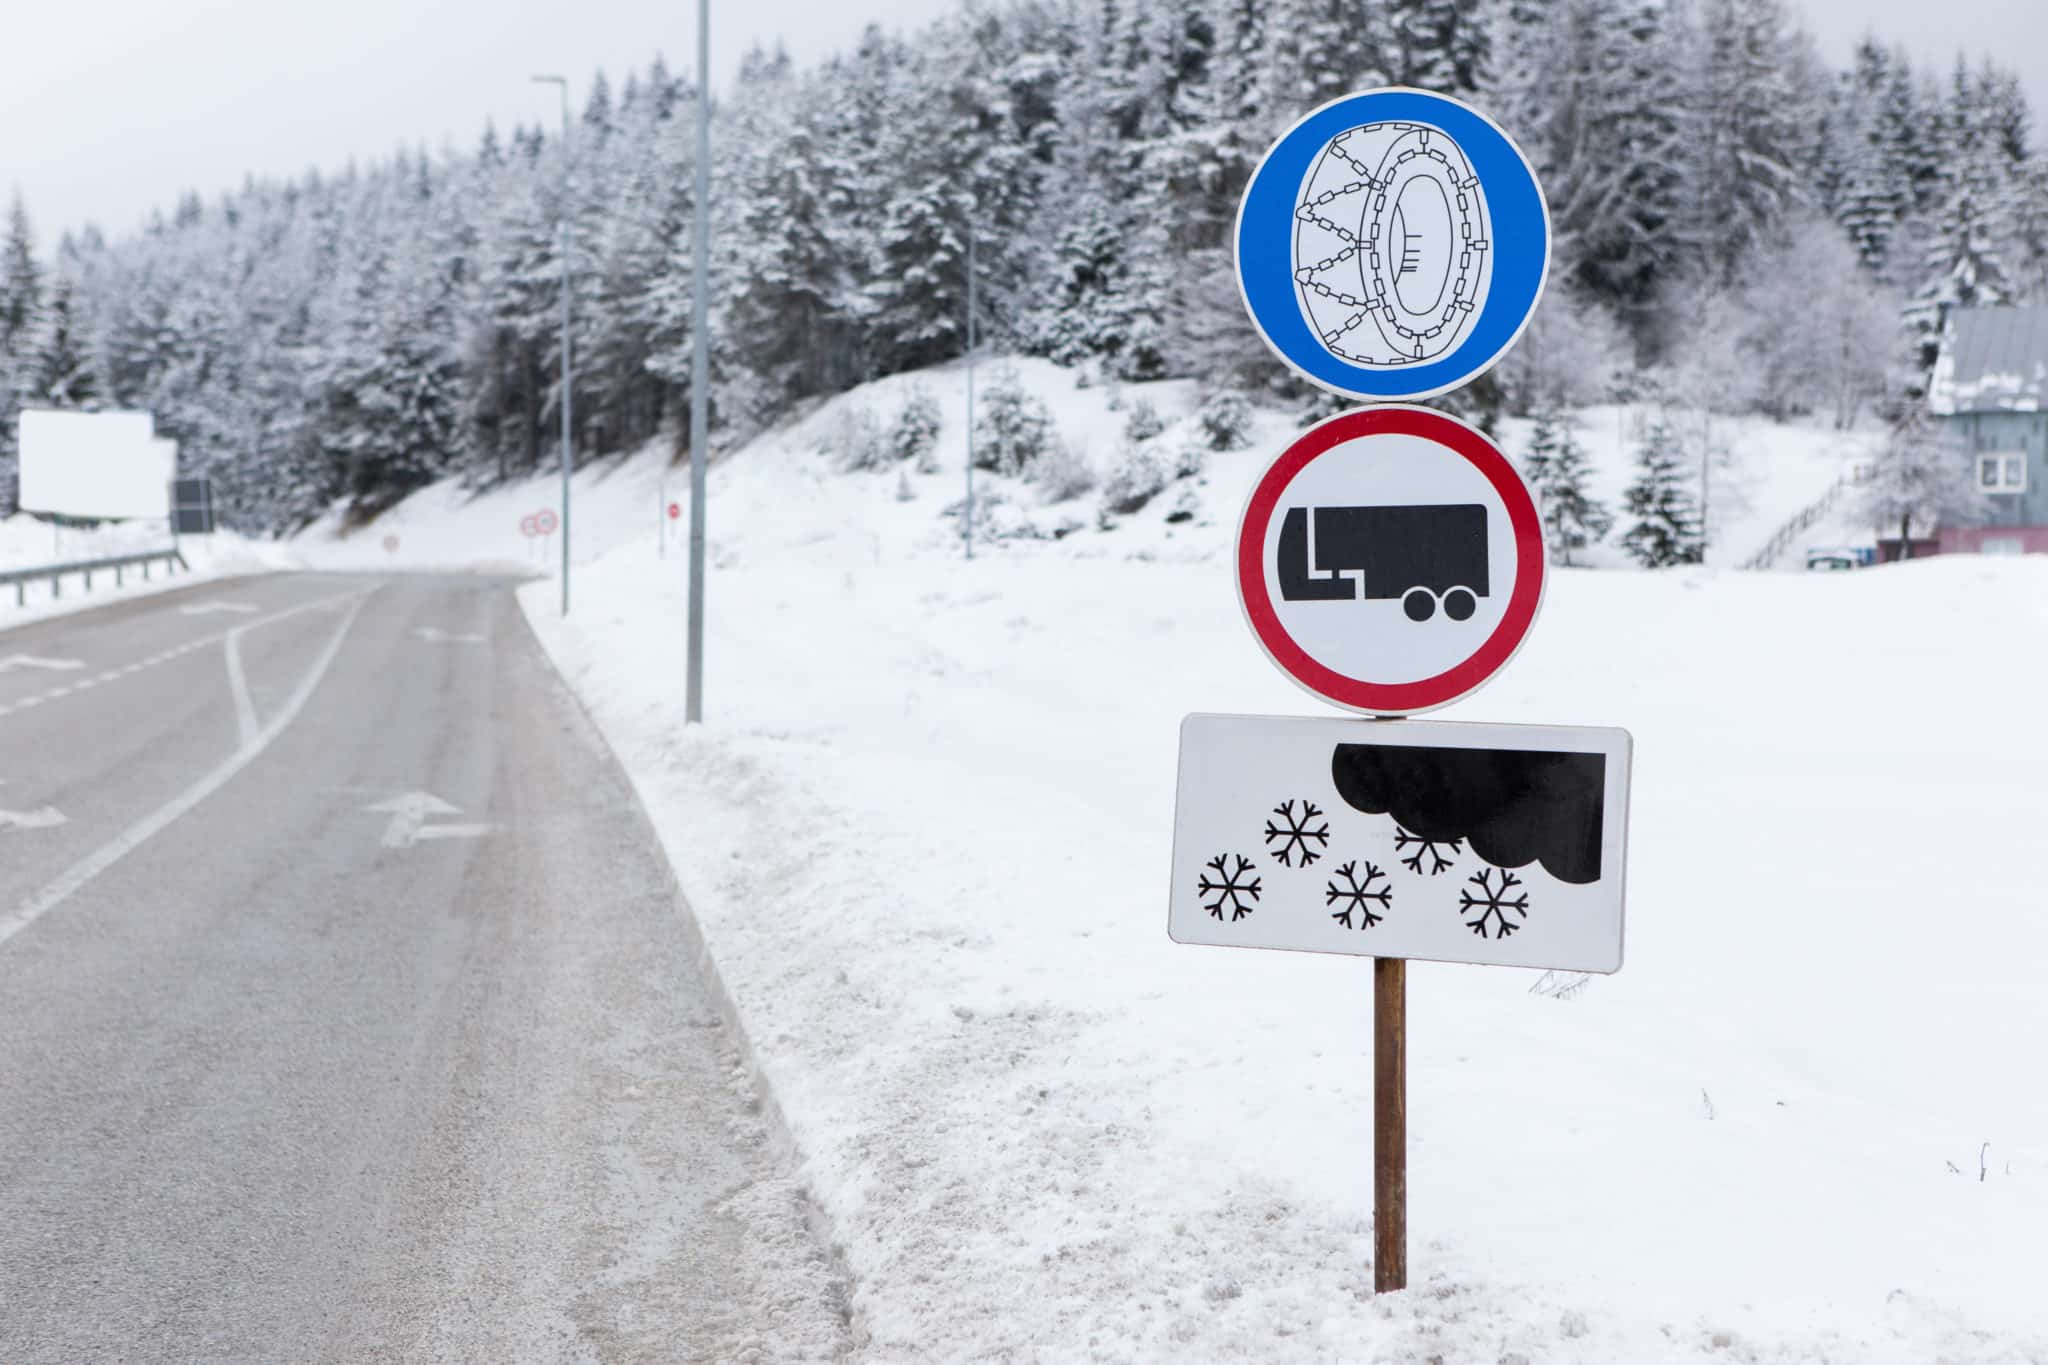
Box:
[1330,744,1608,885]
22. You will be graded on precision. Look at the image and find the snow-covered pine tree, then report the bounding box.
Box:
[1257,0,1388,137]
[1508,0,1686,311]
[861,40,977,376]
[0,191,43,496]
[1525,407,1612,565]
[1683,0,1805,286]
[0,193,39,363]
[1619,415,1704,566]
[2011,155,2048,302]
[1021,4,1170,381]
[1903,58,2022,374]
[717,54,868,409]
[1827,42,1910,278]
[30,269,97,408]
[972,365,1055,476]
[1386,0,1489,93]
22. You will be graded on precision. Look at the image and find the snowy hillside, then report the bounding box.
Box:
[269,358,1884,583]
[500,372,2042,1360]
[279,361,2032,1361]
[9,362,2026,1359]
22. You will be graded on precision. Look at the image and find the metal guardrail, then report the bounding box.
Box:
[0,548,189,607]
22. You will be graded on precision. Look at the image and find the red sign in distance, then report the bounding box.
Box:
[1236,404,1545,716]
[519,515,538,538]
[382,534,399,553]
[534,509,559,536]
[667,502,681,520]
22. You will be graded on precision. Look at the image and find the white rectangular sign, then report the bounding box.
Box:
[1170,714,1631,973]
[16,409,171,520]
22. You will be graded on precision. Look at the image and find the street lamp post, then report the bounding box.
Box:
[685,0,710,724]
[964,221,976,561]
[533,74,573,617]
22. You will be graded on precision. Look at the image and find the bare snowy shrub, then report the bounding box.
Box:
[1161,249,1295,393]
[972,366,1056,476]
[1032,439,1097,503]
[1659,285,1766,418]
[1170,438,1207,480]
[820,402,888,471]
[890,386,942,468]
[1195,390,1253,451]
[1099,445,1169,515]
[1122,397,1165,445]
[1495,287,1631,412]
[1736,215,1904,426]
[1855,405,1987,551]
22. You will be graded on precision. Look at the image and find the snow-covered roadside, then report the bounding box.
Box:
[0,516,298,629]
[517,394,2047,1361]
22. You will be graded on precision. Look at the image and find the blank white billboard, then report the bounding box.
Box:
[16,409,172,520]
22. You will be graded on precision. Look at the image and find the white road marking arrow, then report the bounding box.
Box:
[413,627,487,644]
[178,601,258,616]
[0,655,85,674]
[0,806,69,832]
[364,791,494,849]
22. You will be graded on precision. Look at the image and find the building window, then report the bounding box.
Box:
[1978,453,2027,493]
[1981,537,2025,555]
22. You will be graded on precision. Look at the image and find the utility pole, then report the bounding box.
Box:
[964,221,976,561]
[532,74,573,617]
[685,0,711,723]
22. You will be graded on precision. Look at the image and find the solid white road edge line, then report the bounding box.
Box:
[0,591,372,951]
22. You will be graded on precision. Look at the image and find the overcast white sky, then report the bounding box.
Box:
[4,0,2045,250]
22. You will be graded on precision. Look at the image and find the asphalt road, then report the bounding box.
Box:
[0,574,850,1362]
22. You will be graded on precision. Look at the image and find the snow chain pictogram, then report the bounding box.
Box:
[1292,122,1491,367]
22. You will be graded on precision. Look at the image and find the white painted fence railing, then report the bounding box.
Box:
[1742,476,1851,571]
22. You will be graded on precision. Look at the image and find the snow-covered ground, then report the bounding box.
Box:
[24,363,2030,1359]
[1494,404,1875,569]
[446,364,2034,1360]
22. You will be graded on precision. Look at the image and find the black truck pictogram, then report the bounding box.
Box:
[1277,503,1488,621]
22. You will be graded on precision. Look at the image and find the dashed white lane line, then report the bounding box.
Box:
[1,591,367,727]
[3,624,260,719]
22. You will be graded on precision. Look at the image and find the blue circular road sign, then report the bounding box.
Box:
[1235,88,1550,402]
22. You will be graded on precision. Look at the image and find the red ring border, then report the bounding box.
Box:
[1235,405,1545,715]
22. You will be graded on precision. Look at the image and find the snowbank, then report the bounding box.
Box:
[497,365,2044,1361]
[0,514,297,628]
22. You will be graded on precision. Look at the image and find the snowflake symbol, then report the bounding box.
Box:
[1325,860,1392,930]
[1197,854,1262,921]
[1263,799,1331,868]
[1394,825,1461,876]
[1458,866,1530,939]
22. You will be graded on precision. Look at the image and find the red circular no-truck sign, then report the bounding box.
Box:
[519,515,539,538]
[1236,405,1545,716]
[667,502,680,520]
[534,509,558,535]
